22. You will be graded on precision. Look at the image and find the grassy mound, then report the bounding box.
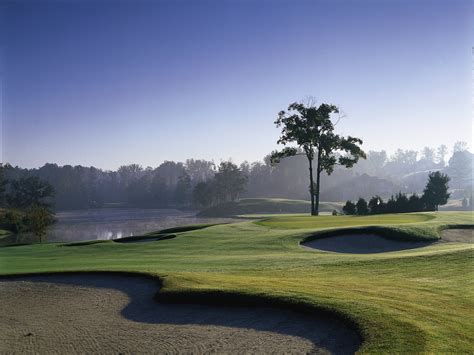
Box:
[257,213,434,229]
[198,198,342,217]
[0,212,473,353]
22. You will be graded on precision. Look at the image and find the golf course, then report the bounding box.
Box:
[0,211,472,353]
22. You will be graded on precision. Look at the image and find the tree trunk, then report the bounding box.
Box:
[308,157,315,215]
[314,148,322,216]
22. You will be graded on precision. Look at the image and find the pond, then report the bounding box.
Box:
[4,208,240,244]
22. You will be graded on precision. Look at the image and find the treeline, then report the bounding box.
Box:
[343,172,451,215]
[0,142,471,211]
[0,172,55,239]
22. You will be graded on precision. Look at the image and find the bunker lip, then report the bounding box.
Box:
[0,273,362,354]
[301,233,434,254]
[301,226,473,254]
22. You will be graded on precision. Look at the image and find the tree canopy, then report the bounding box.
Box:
[271,101,366,215]
[423,171,450,211]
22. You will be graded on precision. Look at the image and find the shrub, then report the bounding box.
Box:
[368,196,384,214]
[343,200,356,215]
[356,198,369,215]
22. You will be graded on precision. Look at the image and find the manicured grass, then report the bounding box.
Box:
[0,212,473,353]
[257,213,434,229]
[197,197,342,217]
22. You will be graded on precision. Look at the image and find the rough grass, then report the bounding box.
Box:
[0,212,472,353]
[197,198,342,217]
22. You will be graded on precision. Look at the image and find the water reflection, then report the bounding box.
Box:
[8,208,240,244]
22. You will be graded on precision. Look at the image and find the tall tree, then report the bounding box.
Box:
[174,173,191,205]
[453,141,468,153]
[7,176,55,209]
[214,161,247,203]
[422,171,450,211]
[271,101,365,215]
[0,164,6,207]
[356,198,369,215]
[25,206,55,243]
[436,144,448,166]
[421,146,435,162]
[448,151,472,188]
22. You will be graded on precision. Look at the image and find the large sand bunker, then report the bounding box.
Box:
[440,228,473,243]
[0,274,360,354]
[302,234,433,254]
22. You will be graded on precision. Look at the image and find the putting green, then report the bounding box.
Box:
[257,213,434,229]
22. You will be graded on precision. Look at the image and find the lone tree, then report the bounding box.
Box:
[422,171,450,211]
[25,206,55,243]
[271,101,366,215]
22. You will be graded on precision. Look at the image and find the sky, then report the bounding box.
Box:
[1,0,473,170]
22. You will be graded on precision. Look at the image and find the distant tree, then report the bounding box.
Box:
[422,171,450,211]
[175,173,191,205]
[462,197,468,208]
[117,164,143,187]
[342,200,356,215]
[453,141,468,153]
[436,144,448,166]
[155,161,186,186]
[193,181,215,207]
[408,193,424,212]
[0,209,25,233]
[150,175,169,206]
[356,198,369,215]
[448,151,472,188]
[421,147,435,163]
[367,150,387,176]
[271,100,365,215]
[392,149,418,165]
[7,176,55,209]
[368,195,384,214]
[25,206,55,243]
[214,161,247,203]
[184,159,215,183]
[0,164,6,207]
[394,192,410,213]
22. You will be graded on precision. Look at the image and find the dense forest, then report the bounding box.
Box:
[1,143,472,211]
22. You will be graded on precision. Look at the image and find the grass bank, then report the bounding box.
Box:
[0,212,472,353]
[198,197,342,217]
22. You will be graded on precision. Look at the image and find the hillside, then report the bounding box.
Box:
[197,198,342,217]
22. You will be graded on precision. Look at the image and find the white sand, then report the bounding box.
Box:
[0,273,360,354]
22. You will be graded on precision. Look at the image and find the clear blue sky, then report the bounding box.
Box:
[2,0,472,169]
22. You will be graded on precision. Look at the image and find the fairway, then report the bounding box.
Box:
[257,213,434,229]
[0,212,473,353]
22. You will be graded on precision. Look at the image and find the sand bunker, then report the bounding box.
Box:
[302,234,433,254]
[0,273,360,354]
[440,228,473,243]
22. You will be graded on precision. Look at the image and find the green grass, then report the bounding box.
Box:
[0,212,473,353]
[257,212,435,229]
[197,197,342,217]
